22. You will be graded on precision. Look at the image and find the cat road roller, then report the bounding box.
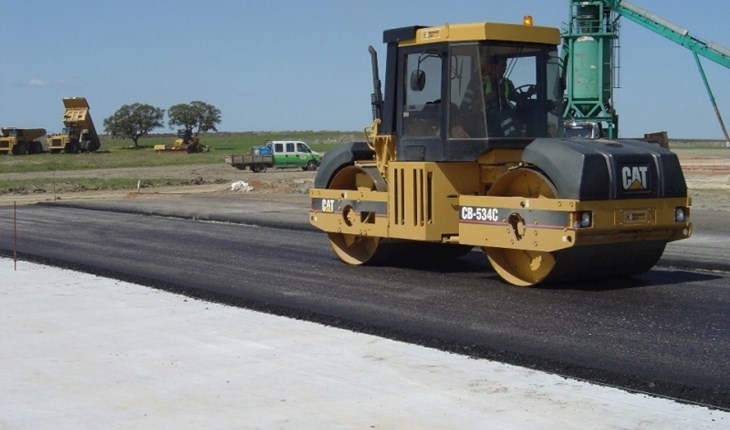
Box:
[309,20,692,286]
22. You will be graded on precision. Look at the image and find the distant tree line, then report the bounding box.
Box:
[103,101,221,148]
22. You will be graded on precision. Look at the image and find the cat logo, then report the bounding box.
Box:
[621,165,649,191]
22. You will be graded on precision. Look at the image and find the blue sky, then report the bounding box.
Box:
[1,0,728,139]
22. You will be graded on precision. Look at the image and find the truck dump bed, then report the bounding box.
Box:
[62,97,99,147]
[1,128,47,140]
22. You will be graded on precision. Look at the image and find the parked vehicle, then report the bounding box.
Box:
[47,97,100,153]
[308,12,693,287]
[154,129,207,153]
[225,140,321,172]
[0,127,46,155]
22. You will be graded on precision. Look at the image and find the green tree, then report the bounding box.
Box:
[167,101,222,136]
[103,103,165,148]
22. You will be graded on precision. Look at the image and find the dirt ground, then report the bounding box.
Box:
[672,148,730,211]
[0,163,315,206]
[0,148,728,211]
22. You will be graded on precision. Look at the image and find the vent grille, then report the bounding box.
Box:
[392,166,433,227]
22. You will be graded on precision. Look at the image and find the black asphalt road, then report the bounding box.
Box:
[1,198,728,409]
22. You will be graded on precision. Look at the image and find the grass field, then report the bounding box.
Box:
[1,132,725,197]
[1,132,723,175]
[0,131,360,195]
[0,131,360,174]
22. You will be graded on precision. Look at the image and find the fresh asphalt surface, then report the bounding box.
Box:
[0,195,728,409]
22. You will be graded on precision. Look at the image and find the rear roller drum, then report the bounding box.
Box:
[485,168,560,286]
[485,168,666,286]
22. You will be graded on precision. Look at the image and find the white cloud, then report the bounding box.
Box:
[25,79,70,89]
[27,79,51,87]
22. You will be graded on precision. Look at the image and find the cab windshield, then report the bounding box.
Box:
[448,43,561,139]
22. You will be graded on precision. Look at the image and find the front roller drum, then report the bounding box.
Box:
[484,168,666,286]
[324,165,472,266]
[326,165,388,265]
[328,233,384,265]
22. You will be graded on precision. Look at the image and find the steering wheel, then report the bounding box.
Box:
[514,84,536,100]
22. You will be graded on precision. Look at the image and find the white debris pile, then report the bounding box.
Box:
[230,180,254,192]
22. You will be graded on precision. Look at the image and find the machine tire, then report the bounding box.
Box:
[65,141,79,154]
[252,164,267,173]
[305,160,318,171]
[12,142,28,155]
[81,140,100,152]
[314,141,374,188]
[31,141,43,154]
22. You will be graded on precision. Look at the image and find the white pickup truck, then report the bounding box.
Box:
[225,140,321,172]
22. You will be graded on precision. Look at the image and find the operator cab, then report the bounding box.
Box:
[383,24,562,162]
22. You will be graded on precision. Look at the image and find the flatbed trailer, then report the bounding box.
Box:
[225,153,274,172]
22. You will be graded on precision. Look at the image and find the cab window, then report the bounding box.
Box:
[448,44,487,139]
[402,50,443,138]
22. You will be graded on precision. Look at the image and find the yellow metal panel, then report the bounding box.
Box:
[459,194,576,251]
[309,188,390,237]
[400,22,561,47]
[572,197,692,243]
[309,210,389,237]
[48,135,69,149]
[388,162,480,241]
[460,222,576,251]
[457,194,691,251]
[62,97,90,109]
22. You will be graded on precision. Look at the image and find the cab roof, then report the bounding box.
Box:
[384,22,561,47]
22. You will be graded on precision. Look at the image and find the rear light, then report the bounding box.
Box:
[571,211,592,228]
[675,207,689,222]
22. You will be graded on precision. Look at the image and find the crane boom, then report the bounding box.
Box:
[562,0,729,143]
[615,0,730,144]
[616,0,730,69]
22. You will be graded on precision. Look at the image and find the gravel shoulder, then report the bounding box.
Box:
[0,163,315,206]
[1,148,728,211]
[671,149,730,211]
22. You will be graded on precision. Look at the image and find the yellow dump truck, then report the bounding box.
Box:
[0,128,46,155]
[47,97,101,153]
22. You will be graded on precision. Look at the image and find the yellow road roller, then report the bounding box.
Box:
[309,21,691,286]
